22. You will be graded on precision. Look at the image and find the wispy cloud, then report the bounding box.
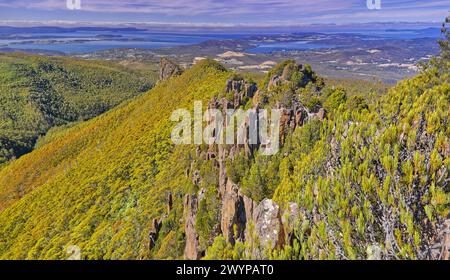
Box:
[0,0,354,15]
[0,0,448,23]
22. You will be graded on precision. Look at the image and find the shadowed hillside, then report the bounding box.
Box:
[0,53,155,165]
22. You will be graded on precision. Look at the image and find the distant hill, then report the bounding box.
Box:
[0,52,155,165]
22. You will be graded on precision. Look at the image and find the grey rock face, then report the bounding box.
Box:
[159,57,184,81]
[184,194,200,260]
[252,199,285,250]
[366,244,383,260]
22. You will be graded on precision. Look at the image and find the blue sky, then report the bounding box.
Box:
[0,0,448,25]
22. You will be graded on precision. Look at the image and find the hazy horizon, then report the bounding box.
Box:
[0,21,444,36]
[0,0,448,26]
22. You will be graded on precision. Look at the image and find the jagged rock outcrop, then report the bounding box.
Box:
[148,218,162,250]
[281,63,301,81]
[279,106,292,145]
[184,194,200,260]
[182,63,328,258]
[245,83,258,99]
[159,57,184,81]
[148,193,175,252]
[218,145,228,197]
[276,101,326,145]
[219,181,294,253]
[238,115,256,158]
[205,71,327,169]
[242,193,258,239]
[220,180,246,244]
[267,62,315,90]
[225,78,258,109]
[225,78,257,99]
[268,75,282,90]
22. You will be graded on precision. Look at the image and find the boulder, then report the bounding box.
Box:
[366,244,383,260]
[252,199,285,250]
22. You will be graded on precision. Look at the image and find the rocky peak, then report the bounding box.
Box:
[267,60,316,91]
[159,57,184,81]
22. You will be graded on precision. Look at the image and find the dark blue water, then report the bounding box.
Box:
[247,41,333,53]
[0,28,249,53]
[328,28,441,40]
[0,27,441,54]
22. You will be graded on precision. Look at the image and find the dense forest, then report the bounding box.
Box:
[0,20,448,260]
[0,53,156,165]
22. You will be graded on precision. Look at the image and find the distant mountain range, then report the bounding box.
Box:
[0,21,442,33]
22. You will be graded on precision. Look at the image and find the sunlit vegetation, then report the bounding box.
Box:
[0,52,155,165]
[0,22,448,260]
[271,63,449,259]
[0,59,229,259]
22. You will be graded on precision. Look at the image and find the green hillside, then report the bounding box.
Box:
[0,60,230,259]
[0,31,448,260]
[0,53,155,165]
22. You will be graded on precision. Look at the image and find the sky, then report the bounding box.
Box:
[0,0,449,26]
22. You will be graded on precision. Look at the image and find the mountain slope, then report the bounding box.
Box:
[191,59,448,260]
[0,53,448,260]
[271,63,449,259]
[0,52,154,165]
[0,59,229,259]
